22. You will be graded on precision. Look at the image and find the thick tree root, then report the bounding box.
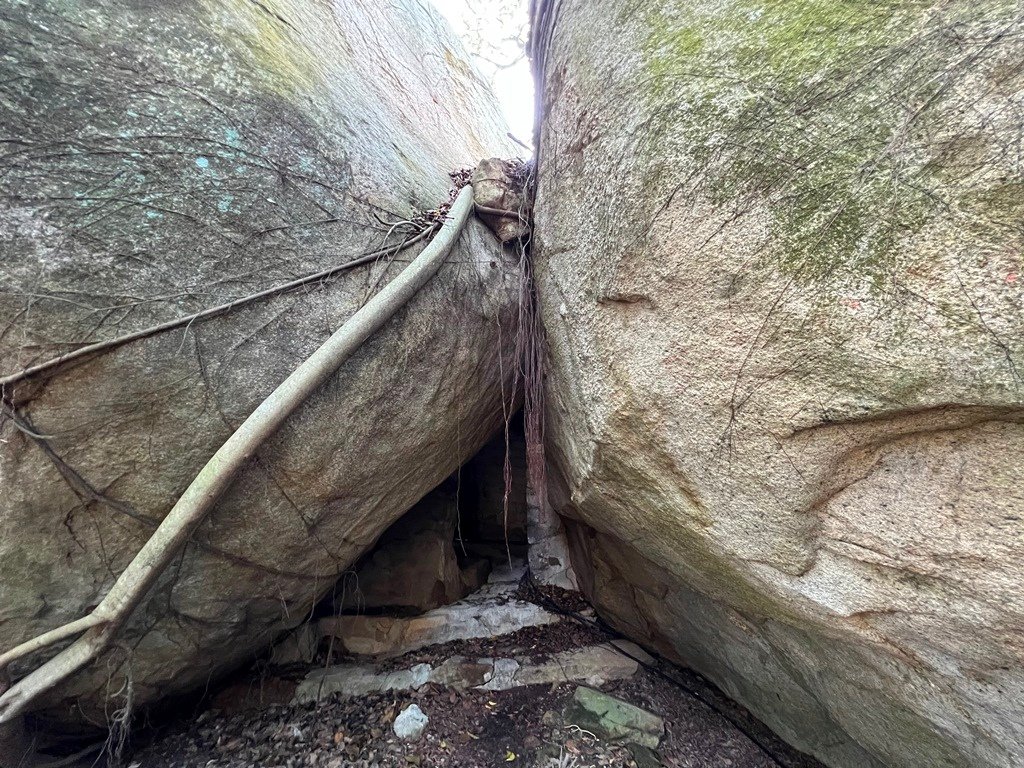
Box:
[0,615,103,671]
[0,186,475,724]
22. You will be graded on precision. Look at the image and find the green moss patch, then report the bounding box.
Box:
[640,0,1020,282]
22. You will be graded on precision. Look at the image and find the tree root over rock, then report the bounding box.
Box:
[0,227,436,393]
[0,185,476,725]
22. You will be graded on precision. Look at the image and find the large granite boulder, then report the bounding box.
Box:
[0,0,518,721]
[531,2,1024,766]
[335,480,488,615]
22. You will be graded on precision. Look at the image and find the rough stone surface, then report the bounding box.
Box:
[0,0,517,722]
[527,487,578,591]
[471,158,531,243]
[293,644,638,703]
[392,704,428,741]
[268,623,318,667]
[532,2,1024,767]
[567,686,664,749]
[0,719,34,768]
[335,481,487,614]
[486,644,638,691]
[320,573,558,657]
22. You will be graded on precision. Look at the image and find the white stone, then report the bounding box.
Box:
[496,645,639,691]
[320,596,558,658]
[480,658,521,690]
[294,644,638,703]
[393,704,428,741]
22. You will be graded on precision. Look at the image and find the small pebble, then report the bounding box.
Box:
[393,704,429,741]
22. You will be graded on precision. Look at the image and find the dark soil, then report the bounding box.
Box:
[609,667,824,768]
[134,664,822,768]
[133,607,825,768]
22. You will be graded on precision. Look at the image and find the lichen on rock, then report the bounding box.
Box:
[531,1,1024,766]
[0,0,517,724]
[637,0,1024,283]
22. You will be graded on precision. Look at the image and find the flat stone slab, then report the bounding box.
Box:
[320,597,558,657]
[566,686,665,749]
[608,638,657,666]
[488,644,638,691]
[293,644,638,703]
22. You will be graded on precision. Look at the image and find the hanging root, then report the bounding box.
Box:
[495,157,541,566]
[0,185,476,725]
[506,159,547,518]
[104,662,134,768]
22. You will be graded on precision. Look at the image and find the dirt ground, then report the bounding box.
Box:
[130,597,824,768]
[133,668,822,768]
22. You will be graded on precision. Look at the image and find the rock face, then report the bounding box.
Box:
[532,2,1024,767]
[335,482,486,615]
[294,644,638,703]
[566,687,664,749]
[0,0,518,721]
[320,589,557,657]
[472,158,531,243]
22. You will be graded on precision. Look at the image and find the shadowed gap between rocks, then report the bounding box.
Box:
[320,412,532,622]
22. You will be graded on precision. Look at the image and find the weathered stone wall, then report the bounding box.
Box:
[0,0,518,721]
[532,1,1024,766]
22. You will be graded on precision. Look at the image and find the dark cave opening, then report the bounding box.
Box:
[321,411,530,620]
[14,416,535,766]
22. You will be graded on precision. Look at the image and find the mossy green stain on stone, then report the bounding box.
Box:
[567,687,664,748]
[202,0,323,97]
[965,181,1024,219]
[639,0,1020,283]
